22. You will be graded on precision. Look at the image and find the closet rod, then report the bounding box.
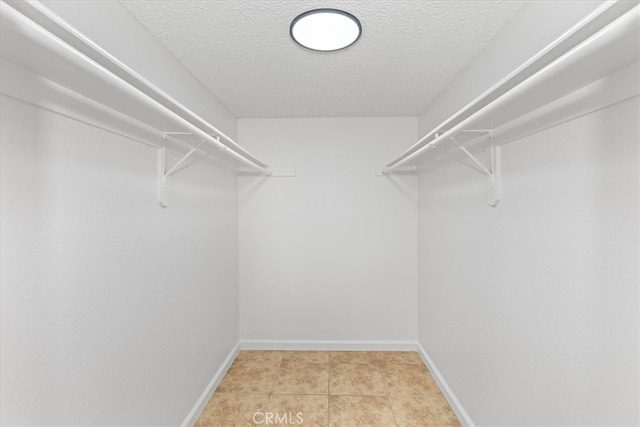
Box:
[0,0,271,175]
[382,1,638,174]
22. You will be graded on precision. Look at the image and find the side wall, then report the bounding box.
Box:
[0,2,239,425]
[417,1,639,425]
[238,117,418,345]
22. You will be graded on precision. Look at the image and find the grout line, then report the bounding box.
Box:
[267,353,283,398]
[324,393,391,397]
[289,394,330,399]
[378,363,400,426]
[327,353,331,426]
[327,354,331,396]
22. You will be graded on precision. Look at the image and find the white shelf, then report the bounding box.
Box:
[382,1,640,188]
[0,0,270,173]
[0,0,292,207]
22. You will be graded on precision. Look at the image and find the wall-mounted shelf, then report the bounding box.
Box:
[0,0,293,208]
[380,1,640,207]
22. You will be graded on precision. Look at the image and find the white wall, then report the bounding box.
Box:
[238,118,418,344]
[418,98,639,425]
[1,2,240,425]
[417,1,639,425]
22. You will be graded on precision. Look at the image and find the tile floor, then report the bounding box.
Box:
[195,350,460,427]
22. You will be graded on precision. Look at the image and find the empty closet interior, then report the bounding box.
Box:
[1,0,638,426]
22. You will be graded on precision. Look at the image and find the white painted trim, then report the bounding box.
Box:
[417,342,475,427]
[239,339,419,351]
[181,341,240,427]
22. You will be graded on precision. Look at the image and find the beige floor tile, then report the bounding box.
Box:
[375,351,424,365]
[266,394,328,426]
[379,364,440,396]
[329,363,387,396]
[235,350,283,365]
[273,362,329,394]
[329,395,397,426]
[329,351,378,364]
[217,362,280,393]
[390,395,460,427]
[282,351,330,364]
[195,393,268,427]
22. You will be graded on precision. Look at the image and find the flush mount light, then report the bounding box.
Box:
[290,8,362,52]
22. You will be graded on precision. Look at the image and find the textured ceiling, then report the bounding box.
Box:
[119,1,525,118]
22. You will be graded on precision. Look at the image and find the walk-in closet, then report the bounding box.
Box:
[1,1,638,426]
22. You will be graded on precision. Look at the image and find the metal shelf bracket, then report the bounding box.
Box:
[157,132,208,208]
[452,132,501,207]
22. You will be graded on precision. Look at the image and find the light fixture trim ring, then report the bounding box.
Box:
[290,8,362,52]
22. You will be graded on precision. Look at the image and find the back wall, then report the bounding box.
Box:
[238,117,418,345]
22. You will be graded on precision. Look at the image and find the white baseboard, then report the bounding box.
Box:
[181,341,241,427]
[239,339,419,351]
[417,342,475,427]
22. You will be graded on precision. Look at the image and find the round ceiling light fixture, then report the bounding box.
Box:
[290,8,362,52]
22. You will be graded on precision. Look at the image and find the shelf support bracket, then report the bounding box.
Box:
[485,145,501,207]
[158,145,171,208]
[452,134,501,207]
[158,133,206,208]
